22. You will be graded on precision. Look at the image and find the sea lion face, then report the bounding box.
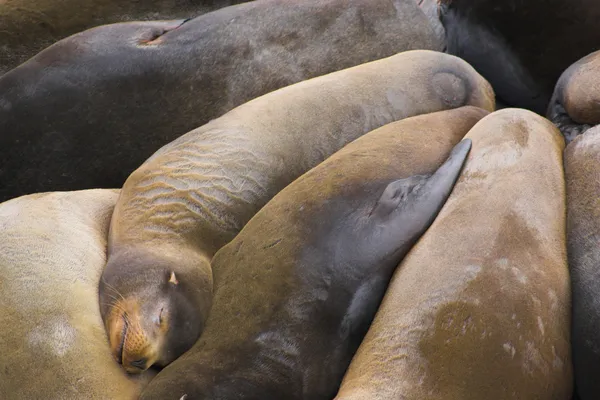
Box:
[100,264,203,374]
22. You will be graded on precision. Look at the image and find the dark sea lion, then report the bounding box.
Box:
[548,51,600,143]
[138,107,485,400]
[0,189,155,399]
[0,0,248,75]
[0,0,445,202]
[439,0,600,115]
[564,126,600,400]
[335,108,572,400]
[99,50,495,374]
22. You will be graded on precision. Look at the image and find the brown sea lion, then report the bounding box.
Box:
[564,126,600,400]
[99,49,496,374]
[335,108,572,400]
[0,0,445,202]
[548,51,600,143]
[0,189,155,399]
[439,0,600,115]
[0,0,248,75]
[139,107,485,400]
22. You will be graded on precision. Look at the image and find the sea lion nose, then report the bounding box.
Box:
[129,358,148,370]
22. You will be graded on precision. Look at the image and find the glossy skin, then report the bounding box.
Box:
[439,0,600,115]
[0,190,155,399]
[0,0,248,75]
[335,109,571,400]
[548,51,600,143]
[565,126,600,400]
[139,110,479,400]
[0,0,445,202]
[99,50,495,373]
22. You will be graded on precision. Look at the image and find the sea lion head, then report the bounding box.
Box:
[99,248,209,374]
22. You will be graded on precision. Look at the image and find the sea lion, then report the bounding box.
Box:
[548,51,600,143]
[564,126,600,400]
[0,0,445,202]
[0,189,155,399]
[99,50,495,374]
[138,107,485,400]
[439,0,600,115]
[0,0,248,75]
[334,108,572,400]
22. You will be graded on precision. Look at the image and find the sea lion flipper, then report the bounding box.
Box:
[373,138,470,219]
[421,138,471,199]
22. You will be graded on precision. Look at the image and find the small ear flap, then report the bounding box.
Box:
[169,271,179,285]
[372,179,410,218]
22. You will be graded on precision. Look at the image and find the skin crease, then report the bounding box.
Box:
[0,190,155,399]
[439,0,600,115]
[547,51,600,143]
[564,126,600,400]
[335,109,572,400]
[99,49,496,374]
[0,0,250,75]
[0,0,446,202]
[138,107,485,400]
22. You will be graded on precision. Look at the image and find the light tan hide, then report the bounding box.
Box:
[335,108,572,400]
[0,190,154,399]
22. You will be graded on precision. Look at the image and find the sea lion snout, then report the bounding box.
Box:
[105,297,162,374]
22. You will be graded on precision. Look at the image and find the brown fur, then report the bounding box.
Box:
[336,109,572,400]
[102,49,496,372]
[0,0,247,74]
[139,106,487,399]
[0,190,155,399]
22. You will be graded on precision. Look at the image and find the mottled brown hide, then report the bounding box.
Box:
[336,109,571,400]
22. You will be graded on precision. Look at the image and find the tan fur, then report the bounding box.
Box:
[335,109,572,400]
[0,190,154,399]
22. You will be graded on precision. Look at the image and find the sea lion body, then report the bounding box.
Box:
[565,126,600,400]
[139,107,486,400]
[0,0,445,202]
[0,0,247,75]
[100,50,495,373]
[440,0,600,114]
[335,109,572,400]
[548,51,600,143]
[0,190,155,399]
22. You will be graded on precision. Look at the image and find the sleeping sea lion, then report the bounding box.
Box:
[0,0,247,75]
[548,51,600,143]
[139,107,485,400]
[0,189,155,399]
[335,108,572,400]
[0,0,445,202]
[100,49,495,374]
[564,126,600,400]
[439,0,600,114]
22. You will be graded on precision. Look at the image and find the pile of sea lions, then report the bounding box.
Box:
[1,0,600,399]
